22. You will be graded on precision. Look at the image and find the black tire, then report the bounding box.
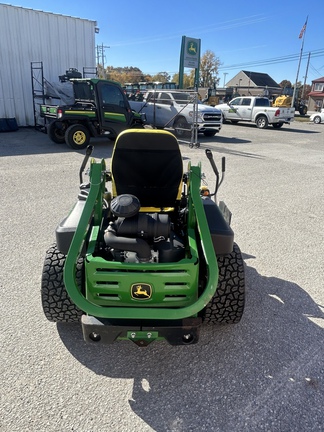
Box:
[203,243,245,325]
[272,123,283,129]
[173,117,191,138]
[313,116,321,124]
[131,122,145,129]
[41,243,84,322]
[47,121,66,144]
[65,124,91,149]
[256,115,268,129]
[299,106,307,116]
[204,130,216,137]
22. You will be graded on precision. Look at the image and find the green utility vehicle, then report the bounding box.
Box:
[41,129,245,346]
[40,78,145,149]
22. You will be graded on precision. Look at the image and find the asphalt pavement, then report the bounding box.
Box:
[0,119,323,432]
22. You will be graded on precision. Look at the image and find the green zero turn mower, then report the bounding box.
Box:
[41,129,245,346]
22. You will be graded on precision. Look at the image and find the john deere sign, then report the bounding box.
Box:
[184,38,200,68]
[178,36,201,88]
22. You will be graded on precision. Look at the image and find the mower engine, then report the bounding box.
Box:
[103,194,185,264]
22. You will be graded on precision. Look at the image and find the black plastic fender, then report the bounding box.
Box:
[55,200,86,255]
[202,197,234,255]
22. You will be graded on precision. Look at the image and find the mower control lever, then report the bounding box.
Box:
[79,145,94,184]
[205,149,219,197]
[205,149,219,176]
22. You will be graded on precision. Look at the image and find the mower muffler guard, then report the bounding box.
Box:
[82,315,202,346]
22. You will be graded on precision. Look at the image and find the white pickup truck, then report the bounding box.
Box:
[129,90,223,137]
[215,96,295,129]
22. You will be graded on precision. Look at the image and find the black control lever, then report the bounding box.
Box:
[205,149,219,177]
[79,145,94,185]
[218,156,226,189]
[205,149,219,197]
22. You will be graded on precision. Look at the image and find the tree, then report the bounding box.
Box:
[199,50,221,88]
[279,80,292,88]
[151,72,171,83]
[105,66,147,84]
[172,73,193,88]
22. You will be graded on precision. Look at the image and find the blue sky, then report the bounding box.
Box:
[3,0,324,85]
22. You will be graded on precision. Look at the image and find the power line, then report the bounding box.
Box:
[105,49,324,81]
[218,49,324,72]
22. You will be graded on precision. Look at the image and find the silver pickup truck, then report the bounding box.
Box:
[215,96,295,129]
[129,90,223,137]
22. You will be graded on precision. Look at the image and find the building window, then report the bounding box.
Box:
[314,83,324,92]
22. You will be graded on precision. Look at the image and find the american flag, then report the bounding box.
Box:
[299,19,308,39]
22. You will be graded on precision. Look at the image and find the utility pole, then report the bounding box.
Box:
[302,52,311,100]
[223,72,228,87]
[96,44,110,77]
[292,17,308,107]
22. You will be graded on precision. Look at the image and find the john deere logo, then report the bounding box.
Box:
[187,41,197,55]
[131,284,152,300]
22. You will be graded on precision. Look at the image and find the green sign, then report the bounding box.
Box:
[184,37,200,68]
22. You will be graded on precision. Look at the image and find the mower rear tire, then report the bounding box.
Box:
[203,243,245,325]
[41,243,84,322]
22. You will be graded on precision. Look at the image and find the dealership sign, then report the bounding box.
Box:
[183,37,200,68]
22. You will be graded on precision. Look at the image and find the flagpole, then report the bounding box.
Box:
[292,17,308,108]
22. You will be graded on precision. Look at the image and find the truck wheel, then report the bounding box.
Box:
[65,124,90,149]
[256,115,268,129]
[41,243,84,322]
[313,116,321,124]
[202,243,245,325]
[173,117,191,138]
[299,106,307,116]
[47,121,66,144]
[204,130,216,137]
[272,123,283,128]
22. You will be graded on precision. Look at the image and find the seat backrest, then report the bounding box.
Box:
[111,129,183,209]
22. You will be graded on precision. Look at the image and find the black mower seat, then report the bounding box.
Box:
[111,129,183,209]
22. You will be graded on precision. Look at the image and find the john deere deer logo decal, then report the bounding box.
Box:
[131,284,152,300]
[187,41,197,55]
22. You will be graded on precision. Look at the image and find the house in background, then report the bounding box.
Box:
[307,77,324,111]
[225,70,282,98]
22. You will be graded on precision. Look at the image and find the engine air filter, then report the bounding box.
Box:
[110,194,141,218]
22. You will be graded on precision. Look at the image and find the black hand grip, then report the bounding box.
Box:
[79,145,94,184]
[205,148,219,176]
[205,148,213,160]
[222,156,226,173]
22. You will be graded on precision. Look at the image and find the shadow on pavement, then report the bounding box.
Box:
[57,261,324,431]
[0,127,115,158]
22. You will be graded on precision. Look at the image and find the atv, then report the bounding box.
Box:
[41,129,245,346]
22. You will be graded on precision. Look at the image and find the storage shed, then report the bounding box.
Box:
[0,4,97,127]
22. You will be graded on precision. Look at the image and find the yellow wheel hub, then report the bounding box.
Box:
[73,131,86,145]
